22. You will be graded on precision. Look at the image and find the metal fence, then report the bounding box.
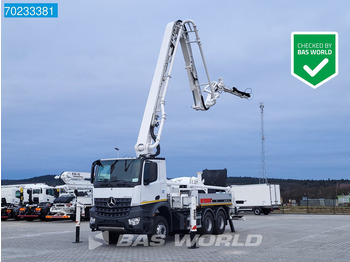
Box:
[278,199,350,214]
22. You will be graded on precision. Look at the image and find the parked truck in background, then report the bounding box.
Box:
[1,184,57,220]
[45,171,93,220]
[15,184,57,220]
[231,184,281,215]
[1,185,23,220]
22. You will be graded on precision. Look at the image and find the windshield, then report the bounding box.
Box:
[94,159,142,188]
[15,190,21,198]
[46,189,56,196]
[54,195,75,203]
[33,189,42,194]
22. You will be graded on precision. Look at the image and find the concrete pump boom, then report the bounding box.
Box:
[134,19,250,157]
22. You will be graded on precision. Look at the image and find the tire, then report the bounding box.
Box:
[148,216,169,242]
[263,209,271,215]
[199,211,214,234]
[70,214,76,221]
[40,208,50,221]
[213,210,226,235]
[102,231,120,245]
[14,210,23,221]
[253,208,262,215]
[84,207,90,220]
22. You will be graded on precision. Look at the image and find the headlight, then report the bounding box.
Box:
[90,217,96,224]
[128,217,140,226]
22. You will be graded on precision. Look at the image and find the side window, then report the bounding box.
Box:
[149,164,157,183]
[46,189,55,196]
[144,161,158,185]
[33,189,41,194]
[15,190,21,198]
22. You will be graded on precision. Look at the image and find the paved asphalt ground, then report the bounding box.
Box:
[1,214,350,262]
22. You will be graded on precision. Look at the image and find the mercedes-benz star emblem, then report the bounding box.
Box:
[107,197,116,207]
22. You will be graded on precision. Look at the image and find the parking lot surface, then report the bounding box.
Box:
[2,214,350,262]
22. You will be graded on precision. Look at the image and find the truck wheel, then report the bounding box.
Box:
[84,208,90,220]
[263,209,271,215]
[213,210,226,235]
[149,216,168,241]
[102,231,120,245]
[253,208,261,215]
[199,211,214,234]
[40,208,49,221]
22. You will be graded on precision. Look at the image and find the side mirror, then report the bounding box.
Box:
[144,161,158,186]
[27,189,33,205]
[91,160,99,184]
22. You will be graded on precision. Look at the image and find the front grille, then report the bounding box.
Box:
[94,198,131,218]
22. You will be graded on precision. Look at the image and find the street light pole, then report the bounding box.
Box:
[115,147,120,158]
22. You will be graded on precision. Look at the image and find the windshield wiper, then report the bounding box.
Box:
[98,179,112,187]
[110,179,125,183]
[110,160,118,174]
[125,159,136,172]
[113,182,136,187]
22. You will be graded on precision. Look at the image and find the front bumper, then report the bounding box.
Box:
[17,214,39,218]
[45,215,70,219]
[90,205,153,234]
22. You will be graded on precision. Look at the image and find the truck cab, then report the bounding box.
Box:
[15,184,56,220]
[89,157,169,235]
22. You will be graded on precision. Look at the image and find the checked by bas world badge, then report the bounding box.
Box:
[291,32,338,89]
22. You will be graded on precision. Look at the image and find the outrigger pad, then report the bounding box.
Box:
[202,169,227,187]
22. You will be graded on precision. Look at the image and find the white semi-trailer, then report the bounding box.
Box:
[89,19,251,244]
[231,184,281,215]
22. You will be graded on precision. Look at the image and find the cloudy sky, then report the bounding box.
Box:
[2,0,350,180]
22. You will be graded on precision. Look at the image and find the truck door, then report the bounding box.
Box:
[141,160,165,205]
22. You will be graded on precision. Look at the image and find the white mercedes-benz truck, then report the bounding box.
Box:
[89,20,251,244]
